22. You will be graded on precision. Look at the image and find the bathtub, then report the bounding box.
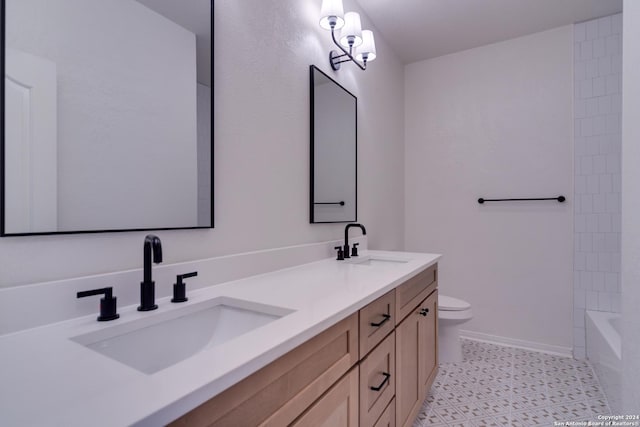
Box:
[586,310,621,413]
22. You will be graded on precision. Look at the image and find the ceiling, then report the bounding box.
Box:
[135,0,211,86]
[355,0,623,64]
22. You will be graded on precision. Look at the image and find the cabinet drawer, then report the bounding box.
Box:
[291,367,359,427]
[360,332,396,427]
[373,398,396,427]
[169,313,359,427]
[395,264,437,324]
[359,290,395,357]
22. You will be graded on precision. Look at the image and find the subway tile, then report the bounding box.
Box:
[575,98,586,119]
[611,295,621,313]
[581,78,594,99]
[598,253,612,272]
[593,38,605,58]
[606,113,621,134]
[598,213,612,232]
[587,136,600,155]
[574,289,586,309]
[587,174,599,194]
[605,233,620,253]
[587,214,599,233]
[581,194,594,214]
[574,22,587,42]
[586,20,599,40]
[605,34,620,56]
[612,13,623,34]
[586,291,599,310]
[586,58,599,79]
[575,175,587,194]
[606,153,621,174]
[575,251,586,271]
[598,292,612,311]
[598,16,612,38]
[586,253,599,272]
[605,273,619,293]
[575,119,583,139]
[597,95,611,115]
[593,272,606,291]
[606,73,620,96]
[592,76,605,96]
[581,40,593,61]
[586,97,598,117]
[606,192,620,213]
[581,232,593,252]
[594,115,606,135]
[581,156,593,175]
[592,194,605,213]
[612,173,621,193]
[612,54,623,75]
[611,93,622,113]
[593,155,606,174]
[582,270,594,289]
[593,233,605,252]
[599,175,613,194]
[612,214,621,232]
[612,253,621,273]
[575,214,587,232]
[598,56,612,77]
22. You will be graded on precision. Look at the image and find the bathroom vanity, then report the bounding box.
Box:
[170,265,438,427]
[0,249,439,427]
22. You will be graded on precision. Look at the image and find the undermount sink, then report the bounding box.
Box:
[346,255,410,266]
[71,297,294,374]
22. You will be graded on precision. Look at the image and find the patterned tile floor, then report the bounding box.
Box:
[413,339,611,426]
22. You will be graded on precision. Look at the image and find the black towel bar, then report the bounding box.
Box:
[478,196,566,204]
[313,201,345,206]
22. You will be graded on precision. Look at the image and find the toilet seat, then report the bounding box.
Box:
[439,295,471,311]
[438,294,472,321]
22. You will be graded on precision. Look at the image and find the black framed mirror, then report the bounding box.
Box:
[1,0,213,236]
[309,65,357,224]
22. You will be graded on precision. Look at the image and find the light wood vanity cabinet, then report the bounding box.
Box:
[395,290,438,427]
[169,264,438,427]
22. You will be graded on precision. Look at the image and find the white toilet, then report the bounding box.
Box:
[438,295,473,363]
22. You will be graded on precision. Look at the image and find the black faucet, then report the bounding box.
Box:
[344,223,366,259]
[138,234,163,311]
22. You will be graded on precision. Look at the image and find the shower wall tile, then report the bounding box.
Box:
[573,14,622,359]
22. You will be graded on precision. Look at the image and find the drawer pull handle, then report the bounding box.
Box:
[370,314,391,327]
[419,308,429,317]
[370,372,391,391]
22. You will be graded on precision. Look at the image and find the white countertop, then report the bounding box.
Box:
[0,250,440,427]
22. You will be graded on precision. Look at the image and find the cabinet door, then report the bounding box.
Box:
[373,398,396,427]
[360,332,395,427]
[395,305,421,427]
[291,368,359,427]
[418,291,438,396]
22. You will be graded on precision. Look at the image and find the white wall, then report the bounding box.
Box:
[405,27,574,350]
[0,0,405,287]
[6,0,198,231]
[622,0,640,413]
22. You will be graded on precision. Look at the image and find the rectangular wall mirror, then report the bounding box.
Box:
[1,0,213,236]
[309,65,357,223]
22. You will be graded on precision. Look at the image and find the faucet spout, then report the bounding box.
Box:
[139,234,162,311]
[344,223,366,259]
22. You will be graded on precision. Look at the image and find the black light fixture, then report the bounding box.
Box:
[319,0,377,71]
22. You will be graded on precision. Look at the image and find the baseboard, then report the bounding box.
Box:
[460,329,574,358]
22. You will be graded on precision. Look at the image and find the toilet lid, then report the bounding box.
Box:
[438,295,471,311]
